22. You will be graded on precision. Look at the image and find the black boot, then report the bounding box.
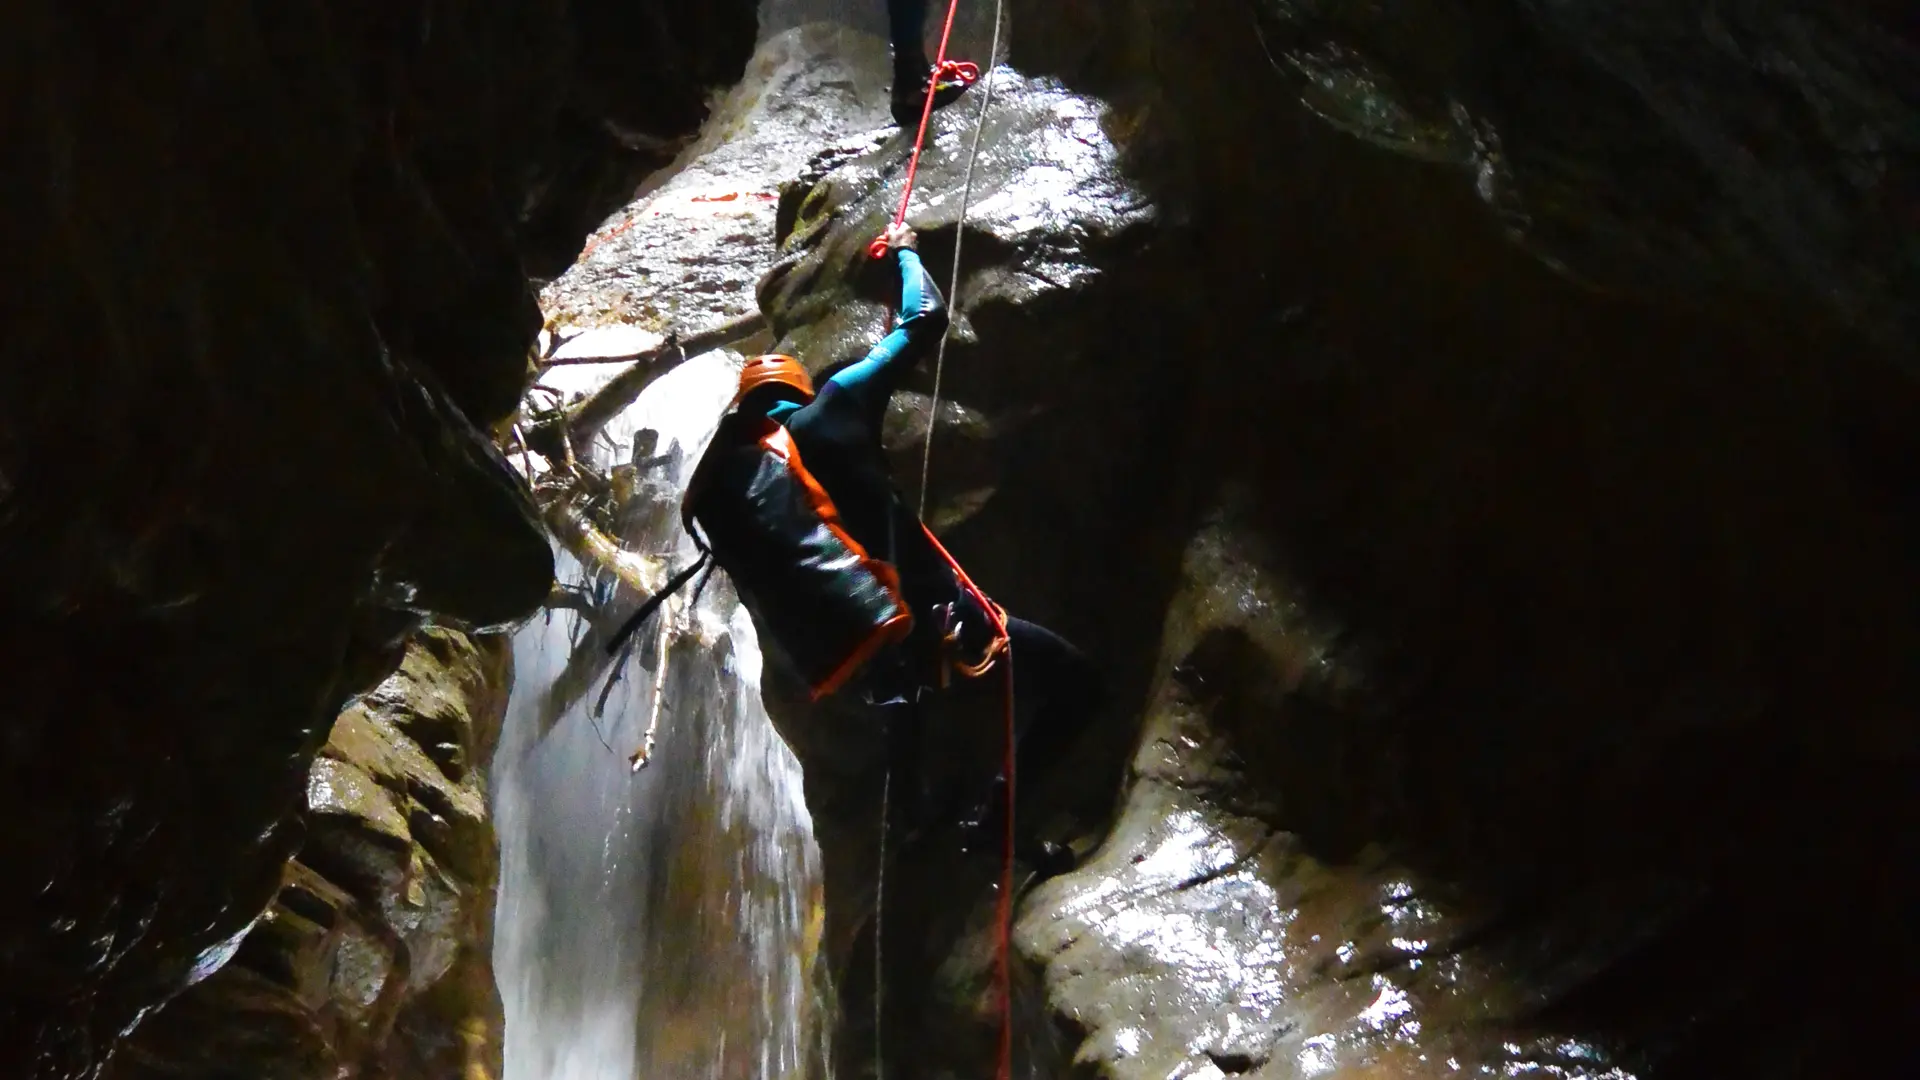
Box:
[954,780,1078,881]
[890,61,976,129]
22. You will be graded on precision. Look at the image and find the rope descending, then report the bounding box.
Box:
[917,3,1003,521]
[866,0,980,262]
[869,0,1016,1075]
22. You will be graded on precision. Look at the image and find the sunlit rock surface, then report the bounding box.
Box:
[107,630,513,1080]
[494,23,896,1079]
[1021,516,1643,1080]
[543,22,894,334]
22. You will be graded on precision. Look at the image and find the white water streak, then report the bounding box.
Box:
[493,352,826,1080]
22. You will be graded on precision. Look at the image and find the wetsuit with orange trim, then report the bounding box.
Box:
[766,247,955,632]
[763,242,1097,870]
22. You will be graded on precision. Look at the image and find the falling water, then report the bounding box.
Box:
[492,351,828,1080]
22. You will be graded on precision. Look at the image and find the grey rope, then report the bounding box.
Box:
[881,4,1007,1076]
[915,2,1005,519]
[875,767,890,1080]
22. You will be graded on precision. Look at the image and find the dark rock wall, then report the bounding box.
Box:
[106,630,512,1080]
[993,0,1920,935]
[1020,0,1920,359]
[0,2,755,1076]
[747,3,1917,1077]
[3,0,1913,1076]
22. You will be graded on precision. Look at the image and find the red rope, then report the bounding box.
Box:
[867,0,981,260]
[917,524,1015,1079]
[579,215,635,260]
[875,5,1011,1070]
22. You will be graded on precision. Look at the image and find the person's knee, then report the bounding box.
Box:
[1039,626,1100,705]
[1060,637,1100,698]
[1008,620,1101,724]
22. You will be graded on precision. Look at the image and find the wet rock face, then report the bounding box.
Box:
[747,6,1917,1079]
[106,630,512,1080]
[543,21,897,334]
[0,1,754,1075]
[1016,0,1920,360]
[1022,515,1655,1080]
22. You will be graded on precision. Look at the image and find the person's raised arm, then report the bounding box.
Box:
[820,223,949,427]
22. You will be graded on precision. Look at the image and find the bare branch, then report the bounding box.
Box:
[541,501,665,597]
[529,311,766,457]
[631,598,674,773]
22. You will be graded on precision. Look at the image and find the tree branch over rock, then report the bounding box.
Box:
[526,311,765,459]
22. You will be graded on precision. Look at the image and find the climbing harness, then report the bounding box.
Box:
[870,0,1016,1074]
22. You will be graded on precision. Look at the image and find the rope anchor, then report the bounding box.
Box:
[865,49,985,262]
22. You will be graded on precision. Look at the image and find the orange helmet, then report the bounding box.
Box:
[735,353,814,406]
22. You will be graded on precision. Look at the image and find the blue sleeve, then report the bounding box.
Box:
[821,247,949,427]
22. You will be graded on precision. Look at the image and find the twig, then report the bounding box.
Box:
[543,583,598,616]
[593,637,630,723]
[542,354,671,368]
[512,423,536,481]
[529,311,766,457]
[541,502,665,596]
[586,694,618,755]
[630,598,674,773]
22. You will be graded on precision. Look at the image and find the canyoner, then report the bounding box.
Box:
[614,218,1095,1080]
[601,0,1066,1073]
[607,223,1096,878]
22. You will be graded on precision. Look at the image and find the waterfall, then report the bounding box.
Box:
[492,351,828,1080]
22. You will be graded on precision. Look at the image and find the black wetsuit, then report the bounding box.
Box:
[885,0,975,128]
[767,248,1099,831]
[771,248,957,656]
[888,0,929,74]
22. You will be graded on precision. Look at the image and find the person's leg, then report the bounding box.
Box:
[886,0,930,75]
[952,616,1102,875]
[1003,617,1103,801]
[885,0,973,127]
